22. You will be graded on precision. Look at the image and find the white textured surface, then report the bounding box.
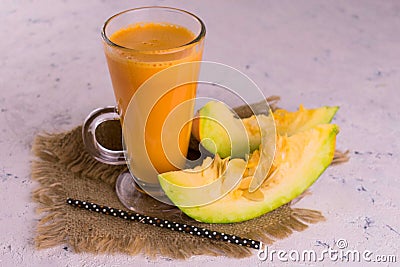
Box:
[1,0,399,266]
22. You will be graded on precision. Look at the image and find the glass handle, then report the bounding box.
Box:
[82,106,126,165]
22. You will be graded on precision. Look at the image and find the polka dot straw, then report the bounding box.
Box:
[67,198,262,250]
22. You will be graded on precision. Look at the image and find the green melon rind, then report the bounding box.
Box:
[199,101,252,158]
[325,106,339,122]
[159,124,338,223]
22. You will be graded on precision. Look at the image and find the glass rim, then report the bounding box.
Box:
[101,6,206,53]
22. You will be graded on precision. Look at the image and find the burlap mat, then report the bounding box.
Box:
[31,97,349,259]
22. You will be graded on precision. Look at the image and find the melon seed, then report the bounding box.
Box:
[239,176,253,190]
[262,167,280,188]
[242,188,264,202]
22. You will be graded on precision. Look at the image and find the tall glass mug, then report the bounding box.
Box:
[82,7,206,211]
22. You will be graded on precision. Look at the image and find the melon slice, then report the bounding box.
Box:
[159,124,339,223]
[193,101,338,158]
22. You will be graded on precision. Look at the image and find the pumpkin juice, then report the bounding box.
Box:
[104,22,204,179]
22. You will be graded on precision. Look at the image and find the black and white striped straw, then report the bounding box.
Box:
[67,198,262,250]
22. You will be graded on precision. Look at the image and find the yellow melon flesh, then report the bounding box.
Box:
[273,105,338,135]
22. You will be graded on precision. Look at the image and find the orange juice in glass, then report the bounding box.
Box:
[82,7,205,207]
